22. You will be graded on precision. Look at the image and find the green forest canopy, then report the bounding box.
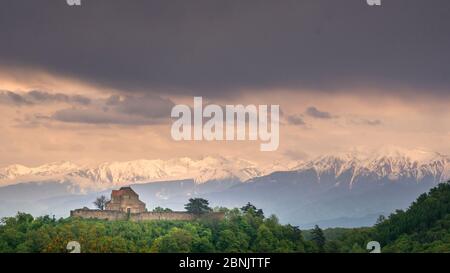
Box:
[0,182,449,253]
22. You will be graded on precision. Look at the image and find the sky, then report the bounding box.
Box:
[0,0,449,167]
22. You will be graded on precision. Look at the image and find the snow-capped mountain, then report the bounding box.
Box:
[0,156,267,190]
[66,156,266,189]
[0,147,448,192]
[290,148,450,188]
[0,162,79,181]
[210,148,450,228]
[0,147,449,227]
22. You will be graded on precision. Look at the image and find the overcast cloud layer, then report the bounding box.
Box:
[1,0,449,97]
[0,1,449,167]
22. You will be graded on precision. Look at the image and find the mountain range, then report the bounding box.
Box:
[0,157,271,191]
[0,147,449,228]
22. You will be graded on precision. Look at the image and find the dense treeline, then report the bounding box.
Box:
[0,182,449,253]
[0,205,317,253]
[374,181,450,252]
[325,181,450,253]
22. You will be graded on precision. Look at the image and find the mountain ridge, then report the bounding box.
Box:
[1,148,449,192]
[0,156,267,190]
[0,148,449,227]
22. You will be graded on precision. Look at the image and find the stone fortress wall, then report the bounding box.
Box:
[70,208,225,222]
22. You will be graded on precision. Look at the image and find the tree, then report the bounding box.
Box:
[184,198,212,215]
[153,207,173,213]
[93,195,109,210]
[216,230,249,253]
[151,228,193,253]
[253,224,278,252]
[241,202,264,218]
[375,215,386,225]
[311,225,326,252]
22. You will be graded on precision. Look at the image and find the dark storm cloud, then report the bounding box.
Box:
[52,108,163,125]
[0,91,32,106]
[112,95,174,119]
[0,90,91,106]
[305,107,335,119]
[2,90,176,126]
[1,0,450,97]
[51,94,174,125]
[27,90,91,105]
[287,115,306,126]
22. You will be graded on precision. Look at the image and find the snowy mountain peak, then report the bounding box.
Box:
[0,161,79,181]
[1,148,449,191]
[369,146,446,163]
[293,148,450,187]
[0,157,268,190]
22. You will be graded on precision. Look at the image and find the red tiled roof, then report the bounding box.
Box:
[111,190,123,197]
[111,187,138,197]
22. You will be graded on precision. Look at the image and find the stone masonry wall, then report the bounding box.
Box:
[70,209,127,221]
[131,212,196,221]
[70,209,225,222]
